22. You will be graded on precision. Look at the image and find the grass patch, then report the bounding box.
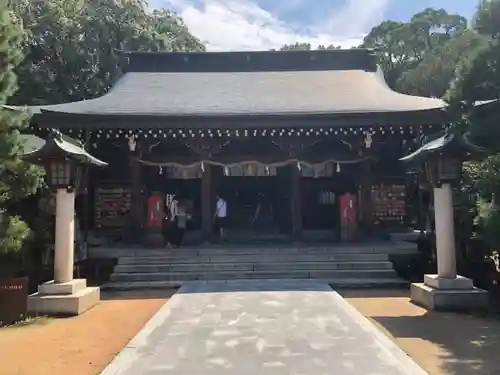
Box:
[1,315,53,329]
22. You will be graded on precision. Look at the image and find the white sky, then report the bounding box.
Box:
[155,0,391,50]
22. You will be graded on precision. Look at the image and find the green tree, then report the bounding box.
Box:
[445,0,500,145]
[363,8,467,90]
[0,6,43,256]
[278,42,340,51]
[447,1,500,256]
[474,0,500,37]
[11,0,205,105]
[446,0,500,104]
[398,30,488,98]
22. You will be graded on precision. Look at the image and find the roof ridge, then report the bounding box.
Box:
[122,48,378,73]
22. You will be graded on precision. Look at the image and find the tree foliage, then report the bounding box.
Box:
[279,42,340,51]
[11,0,205,105]
[362,8,467,92]
[474,0,500,37]
[0,6,43,255]
[398,30,488,98]
[359,2,500,248]
[446,1,500,104]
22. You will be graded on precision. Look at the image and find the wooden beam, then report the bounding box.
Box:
[82,129,91,244]
[130,155,143,243]
[360,159,373,234]
[201,163,212,241]
[290,165,302,239]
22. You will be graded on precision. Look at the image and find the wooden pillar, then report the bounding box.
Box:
[82,129,90,243]
[291,165,302,239]
[201,163,212,242]
[130,156,142,243]
[361,160,373,234]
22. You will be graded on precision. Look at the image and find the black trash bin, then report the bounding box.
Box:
[0,276,29,326]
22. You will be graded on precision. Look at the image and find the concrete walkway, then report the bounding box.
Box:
[100,281,427,375]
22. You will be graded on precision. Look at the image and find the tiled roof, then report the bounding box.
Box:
[23,49,447,117]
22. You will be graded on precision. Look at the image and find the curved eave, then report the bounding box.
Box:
[5,68,450,118]
[400,132,486,163]
[23,136,107,167]
[37,106,449,117]
[15,100,493,118]
[29,107,452,130]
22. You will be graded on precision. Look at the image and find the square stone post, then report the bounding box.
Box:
[434,184,457,279]
[28,188,100,316]
[411,183,488,311]
[54,189,76,283]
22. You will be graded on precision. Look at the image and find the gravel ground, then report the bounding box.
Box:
[344,289,500,375]
[0,290,173,375]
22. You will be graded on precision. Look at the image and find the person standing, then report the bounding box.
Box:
[174,199,189,246]
[214,195,227,240]
[163,194,177,248]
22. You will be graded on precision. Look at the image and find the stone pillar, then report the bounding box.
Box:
[201,163,212,241]
[28,187,100,316]
[410,182,488,311]
[433,184,457,279]
[54,189,75,283]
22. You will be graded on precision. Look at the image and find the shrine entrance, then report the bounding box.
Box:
[212,165,293,241]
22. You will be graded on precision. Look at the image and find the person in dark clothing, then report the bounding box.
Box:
[172,199,189,246]
[163,198,175,248]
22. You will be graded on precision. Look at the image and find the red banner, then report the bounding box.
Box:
[147,194,164,228]
[340,193,357,241]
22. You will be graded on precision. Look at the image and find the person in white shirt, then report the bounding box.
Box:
[163,195,177,248]
[214,195,227,240]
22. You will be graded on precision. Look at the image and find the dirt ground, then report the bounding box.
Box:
[2,288,499,375]
[343,289,500,375]
[0,290,174,375]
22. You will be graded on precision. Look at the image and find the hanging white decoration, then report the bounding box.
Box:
[364,132,372,149]
[127,135,137,152]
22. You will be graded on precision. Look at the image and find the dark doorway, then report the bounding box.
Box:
[213,166,291,239]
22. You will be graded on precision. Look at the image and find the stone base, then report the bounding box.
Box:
[424,274,474,290]
[411,275,488,311]
[28,279,100,316]
[38,279,88,295]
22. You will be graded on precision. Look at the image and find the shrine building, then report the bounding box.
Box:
[23,48,457,244]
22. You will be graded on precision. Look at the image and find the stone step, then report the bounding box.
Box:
[109,269,398,282]
[117,253,390,265]
[102,278,408,291]
[93,242,417,259]
[114,261,394,274]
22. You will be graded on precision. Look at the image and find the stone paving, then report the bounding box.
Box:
[100,280,428,375]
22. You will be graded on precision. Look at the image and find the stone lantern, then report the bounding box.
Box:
[24,130,107,316]
[400,129,488,310]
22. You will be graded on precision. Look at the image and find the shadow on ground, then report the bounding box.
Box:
[343,289,500,375]
[101,289,177,301]
[375,312,500,375]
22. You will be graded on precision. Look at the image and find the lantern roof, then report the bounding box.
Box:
[399,128,486,163]
[23,130,107,166]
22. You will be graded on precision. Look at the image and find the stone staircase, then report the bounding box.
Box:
[101,242,413,290]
